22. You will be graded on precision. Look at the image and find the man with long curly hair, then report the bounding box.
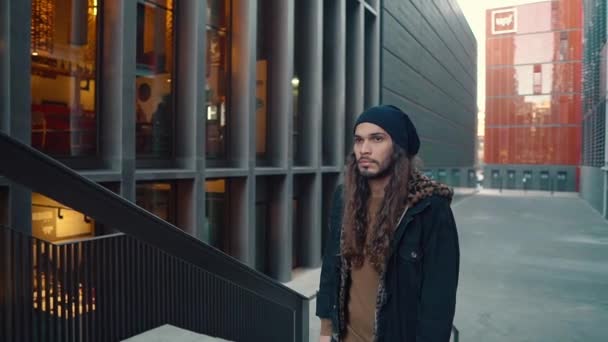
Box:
[316,105,460,342]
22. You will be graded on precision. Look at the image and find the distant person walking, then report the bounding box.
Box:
[316,105,460,342]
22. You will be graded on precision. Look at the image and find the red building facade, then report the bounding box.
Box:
[484,0,582,190]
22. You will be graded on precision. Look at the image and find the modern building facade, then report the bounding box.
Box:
[484,0,583,192]
[581,0,608,216]
[0,0,476,282]
[380,0,478,188]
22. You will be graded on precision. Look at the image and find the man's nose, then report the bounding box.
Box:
[360,140,372,154]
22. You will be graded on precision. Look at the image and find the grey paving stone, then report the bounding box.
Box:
[453,192,608,342]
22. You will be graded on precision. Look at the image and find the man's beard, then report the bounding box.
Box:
[359,159,394,179]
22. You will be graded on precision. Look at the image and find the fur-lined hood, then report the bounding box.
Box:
[336,170,454,342]
[407,169,454,207]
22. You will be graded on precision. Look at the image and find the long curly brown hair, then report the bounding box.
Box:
[342,145,413,273]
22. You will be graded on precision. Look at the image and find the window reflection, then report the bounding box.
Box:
[515,2,551,34]
[136,181,176,224]
[488,31,581,66]
[487,62,580,96]
[206,0,230,161]
[31,0,99,157]
[135,0,174,159]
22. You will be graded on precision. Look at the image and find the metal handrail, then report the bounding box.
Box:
[0,131,308,341]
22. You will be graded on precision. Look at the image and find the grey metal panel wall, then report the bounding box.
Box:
[381,0,477,169]
[580,166,605,215]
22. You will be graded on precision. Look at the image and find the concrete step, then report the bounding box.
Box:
[122,324,232,342]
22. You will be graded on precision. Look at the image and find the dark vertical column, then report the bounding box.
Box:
[364,11,380,108]
[175,0,198,170]
[293,0,323,268]
[6,0,32,234]
[268,175,292,281]
[0,0,9,133]
[323,0,346,167]
[260,0,294,281]
[268,0,294,167]
[301,174,322,267]
[194,0,208,241]
[345,1,365,157]
[101,0,135,201]
[232,0,257,265]
[294,0,322,166]
[174,1,198,236]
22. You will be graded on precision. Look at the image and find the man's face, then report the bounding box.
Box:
[353,123,394,178]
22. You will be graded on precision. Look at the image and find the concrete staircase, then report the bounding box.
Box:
[121,325,232,342]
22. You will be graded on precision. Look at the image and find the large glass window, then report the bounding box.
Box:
[136,181,176,224]
[31,0,99,157]
[136,0,174,159]
[206,1,230,162]
[31,193,95,243]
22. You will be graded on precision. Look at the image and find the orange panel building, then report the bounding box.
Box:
[484,0,582,191]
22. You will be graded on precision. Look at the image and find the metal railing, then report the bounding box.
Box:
[1,226,295,341]
[0,131,308,341]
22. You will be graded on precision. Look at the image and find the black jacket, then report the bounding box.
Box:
[316,174,459,342]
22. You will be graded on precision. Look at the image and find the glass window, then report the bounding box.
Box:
[31,0,99,157]
[136,0,174,159]
[204,179,226,247]
[532,64,542,95]
[136,181,176,224]
[255,200,268,272]
[31,193,95,243]
[256,1,271,165]
[488,62,580,97]
[513,32,554,64]
[488,31,580,66]
[206,0,230,161]
[516,2,552,34]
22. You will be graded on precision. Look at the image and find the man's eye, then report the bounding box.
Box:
[373,136,383,142]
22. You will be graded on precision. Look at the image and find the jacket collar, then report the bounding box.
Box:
[389,171,453,253]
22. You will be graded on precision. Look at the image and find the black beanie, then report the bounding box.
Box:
[354,105,420,156]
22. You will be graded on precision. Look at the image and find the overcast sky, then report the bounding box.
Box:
[455,0,543,133]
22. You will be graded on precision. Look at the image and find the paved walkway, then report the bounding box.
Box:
[290,190,608,341]
[454,191,608,341]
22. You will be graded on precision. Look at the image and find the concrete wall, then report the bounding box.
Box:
[380,0,477,171]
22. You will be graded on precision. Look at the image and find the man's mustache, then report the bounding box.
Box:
[357,158,378,165]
